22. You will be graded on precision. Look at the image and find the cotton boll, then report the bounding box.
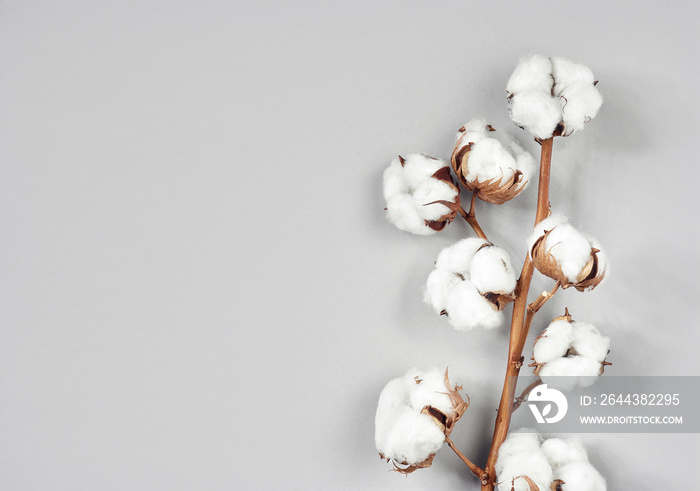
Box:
[424,269,462,314]
[544,223,592,283]
[410,368,455,417]
[509,92,563,140]
[385,195,437,236]
[435,238,489,275]
[445,280,503,331]
[533,320,575,364]
[470,246,517,295]
[382,409,446,465]
[572,322,610,363]
[541,437,589,470]
[554,461,607,491]
[383,154,460,235]
[506,55,554,95]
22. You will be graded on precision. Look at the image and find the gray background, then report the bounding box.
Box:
[1,1,698,489]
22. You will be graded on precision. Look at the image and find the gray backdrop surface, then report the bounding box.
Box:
[1,1,698,489]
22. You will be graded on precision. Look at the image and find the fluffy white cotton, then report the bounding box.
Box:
[495,431,543,474]
[455,118,536,186]
[435,237,489,275]
[444,280,503,331]
[554,461,607,491]
[410,369,455,417]
[551,57,595,94]
[426,239,515,331]
[383,154,459,236]
[539,356,602,390]
[571,322,610,363]
[506,54,554,95]
[496,431,552,491]
[497,431,606,491]
[381,409,446,465]
[375,368,457,465]
[541,437,588,470]
[533,319,574,364]
[470,246,517,294]
[509,91,563,140]
[506,55,602,138]
[528,214,606,286]
[424,269,463,314]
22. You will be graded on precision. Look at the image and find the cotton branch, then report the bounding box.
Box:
[445,437,488,484]
[459,192,488,240]
[481,137,555,490]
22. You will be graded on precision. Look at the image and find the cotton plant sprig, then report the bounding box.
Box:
[374,55,612,490]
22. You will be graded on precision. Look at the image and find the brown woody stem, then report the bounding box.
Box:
[445,436,488,484]
[480,137,554,490]
[459,192,488,240]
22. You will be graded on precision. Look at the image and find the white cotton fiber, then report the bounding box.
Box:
[509,91,563,140]
[528,214,568,252]
[506,55,602,138]
[495,431,606,491]
[533,319,574,364]
[454,118,536,188]
[435,238,489,275]
[465,138,518,183]
[496,431,551,491]
[427,240,516,331]
[528,214,605,286]
[383,154,459,236]
[554,461,607,491]
[385,195,434,236]
[382,408,446,464]
[376,368,460,465]
[470,246,517,295]
[506,54,554,95]
[551,57,595,95]
[375,375,415,453]
[544,223,592,283]
[539,356,602,390]
[410,368,455,417]
[541,437,588,470]
[399,154,446,188]
[444,280,503,331]
[495,431,543,475]
[424,269,462,314]
[571,322,610,363]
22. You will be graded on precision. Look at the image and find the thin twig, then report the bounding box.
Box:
[511,378,543,414]
[459,192,488,240]
[445,436,488,484]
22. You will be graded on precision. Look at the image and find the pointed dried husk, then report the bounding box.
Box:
[391,369,470,475]
[529,229,606,292]
[450,130,527,205]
